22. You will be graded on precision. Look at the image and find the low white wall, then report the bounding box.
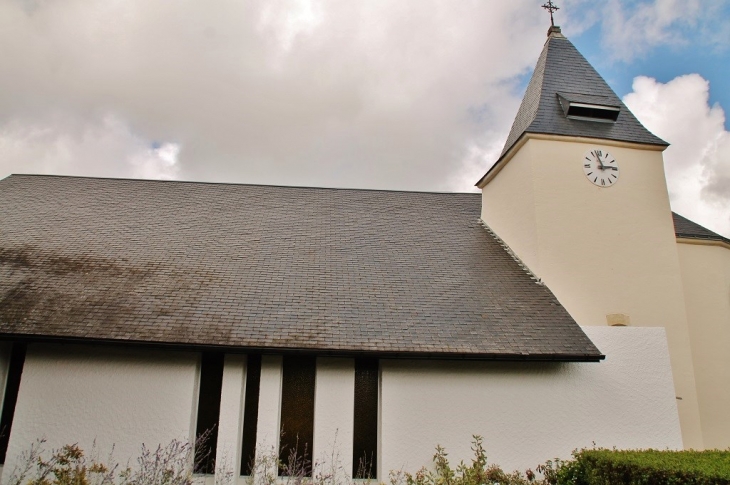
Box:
[380,327,682,476]
[0,344,199,484]
[0,327,683,482]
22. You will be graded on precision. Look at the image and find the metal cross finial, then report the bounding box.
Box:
[541,0,559,27]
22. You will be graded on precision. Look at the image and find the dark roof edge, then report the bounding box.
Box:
[3,173,478,197]
[0,334,605,363]
[676,234,730,246]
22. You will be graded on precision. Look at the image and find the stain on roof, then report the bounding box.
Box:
[0,175,602,361]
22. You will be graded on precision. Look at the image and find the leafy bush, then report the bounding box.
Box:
[6,434,351,485]
[246,433,353,485]
[391,435,564,485]
[557,448,730,485]
[15,435,729,485]
[4,438,213,485]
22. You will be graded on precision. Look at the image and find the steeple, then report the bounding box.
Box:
[477,27,667,186]
[477,13,704,450]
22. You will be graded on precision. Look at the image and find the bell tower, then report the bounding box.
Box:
[476,23,703,448]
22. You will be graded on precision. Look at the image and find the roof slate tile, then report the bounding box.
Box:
[0,175,603,360]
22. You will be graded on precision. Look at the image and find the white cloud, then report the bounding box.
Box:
[624,74,730,237]
[564,0,730,62]
[258,0,325,52]
[0,114,179,181]
[129,142,180,180]
[0,0,550,191]
[2,0,728,242]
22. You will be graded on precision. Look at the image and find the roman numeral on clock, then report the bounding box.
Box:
[583,149,619,187]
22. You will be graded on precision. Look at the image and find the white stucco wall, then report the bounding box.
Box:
[480,136,703,449]
[313,358,355,479]
[0,344,199,485]
[677,242,730,449]
[215,355,247,479]
[253,355,283,466]
[380,327,682,475]
[0,329,685,479]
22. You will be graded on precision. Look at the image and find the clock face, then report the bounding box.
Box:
[583,149,619,187]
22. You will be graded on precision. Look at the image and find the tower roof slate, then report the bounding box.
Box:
[483,29,667,183]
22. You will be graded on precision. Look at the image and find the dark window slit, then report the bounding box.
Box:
[353,358,378,479]
[279,356,316,477]
[0,343,27,465]
[194,352,225,475]
[240,354,262,476]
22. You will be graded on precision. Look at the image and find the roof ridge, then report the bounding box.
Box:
[3,174,479,197]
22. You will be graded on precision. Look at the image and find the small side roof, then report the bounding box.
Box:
[0,175,603,361]
[673,212,730,246]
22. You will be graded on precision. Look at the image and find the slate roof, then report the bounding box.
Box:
[0,174,602,361]
[673,212,730,245]
[479,29,667,184]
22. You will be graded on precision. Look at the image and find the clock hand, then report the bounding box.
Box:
[594,152,607,170]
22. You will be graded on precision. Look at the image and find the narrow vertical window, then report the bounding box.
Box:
[279,355,316,477]
[0,343,26,465]
[240,354,262,476]
[352,358,378,479]
[194,352,225,474]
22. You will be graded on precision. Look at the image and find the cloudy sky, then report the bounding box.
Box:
[1,0,729,236]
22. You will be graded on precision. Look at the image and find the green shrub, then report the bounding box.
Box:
[15,435,730,485]
[556,448,730,485]
[392,435,563,485]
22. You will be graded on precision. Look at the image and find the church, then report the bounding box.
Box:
[1,18,729,485]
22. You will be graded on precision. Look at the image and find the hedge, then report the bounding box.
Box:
[559,448,730,485]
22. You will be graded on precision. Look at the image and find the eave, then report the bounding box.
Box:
[676,237,730,251]
[476,132,668,189]
[0,333,605,363]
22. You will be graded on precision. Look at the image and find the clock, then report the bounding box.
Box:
[583,148,619,187]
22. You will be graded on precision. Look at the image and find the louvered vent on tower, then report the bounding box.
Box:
[557,92,620,123]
